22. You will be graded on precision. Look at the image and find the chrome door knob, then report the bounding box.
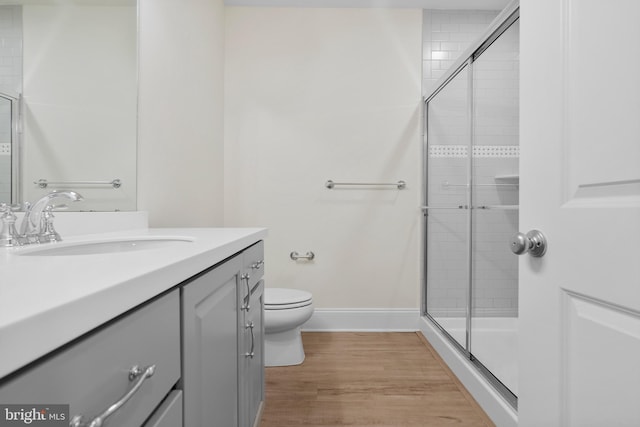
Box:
[510,230,547,257]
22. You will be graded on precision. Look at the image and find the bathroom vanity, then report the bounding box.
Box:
[0,224,267,427]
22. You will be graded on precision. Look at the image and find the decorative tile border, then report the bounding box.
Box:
[473,145,520,158]
[429,145,519,158]
[429,145,467,158]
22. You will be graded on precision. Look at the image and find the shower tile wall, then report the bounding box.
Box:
[424,9,519,318]
[422,9,498,97]
[0,6,21,203]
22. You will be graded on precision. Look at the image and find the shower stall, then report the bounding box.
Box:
[422,3,520,411]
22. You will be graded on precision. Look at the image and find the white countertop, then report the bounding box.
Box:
[0,227,267,379]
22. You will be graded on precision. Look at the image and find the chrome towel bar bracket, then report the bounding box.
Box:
[325,180,406,189]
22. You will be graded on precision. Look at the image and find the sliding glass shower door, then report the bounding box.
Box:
[470,19,520,396]
[425,65,470,349]
[424,14,520,404]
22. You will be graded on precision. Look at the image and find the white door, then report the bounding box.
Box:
[519,0,640,426]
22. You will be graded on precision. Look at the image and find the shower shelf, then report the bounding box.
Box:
[494,174,519,183]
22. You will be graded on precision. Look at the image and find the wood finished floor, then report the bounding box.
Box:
[260,332,495,427]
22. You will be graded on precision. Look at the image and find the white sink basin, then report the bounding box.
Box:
[15,237,194,256]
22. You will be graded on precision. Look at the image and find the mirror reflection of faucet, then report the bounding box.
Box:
[0,191,84,247]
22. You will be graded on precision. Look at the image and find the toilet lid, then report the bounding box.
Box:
[265,288,312,307]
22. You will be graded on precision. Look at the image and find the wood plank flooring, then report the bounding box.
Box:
[260,332,494,427]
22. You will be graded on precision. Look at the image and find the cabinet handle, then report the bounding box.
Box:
[251,260,264,269]
[241,273,251,311]
[245,321,255,358]
[69,365,155,427]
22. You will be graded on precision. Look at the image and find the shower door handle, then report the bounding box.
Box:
[510,230,547,257]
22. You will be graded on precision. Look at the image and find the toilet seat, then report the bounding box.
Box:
[265,288,313,310]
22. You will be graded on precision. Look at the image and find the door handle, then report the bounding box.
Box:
[510,230,547,257]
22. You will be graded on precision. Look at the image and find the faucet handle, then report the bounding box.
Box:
[0,203,22,247]
[38,205,62,243]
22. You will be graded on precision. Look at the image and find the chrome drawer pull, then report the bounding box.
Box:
[251,260,264,269]
[69,365,155,427]
[245,321,255,358]
[241,274,251,311]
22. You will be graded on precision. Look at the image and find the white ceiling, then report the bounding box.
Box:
[223,0,511,10]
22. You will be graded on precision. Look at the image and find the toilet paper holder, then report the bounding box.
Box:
[290,251,315,261]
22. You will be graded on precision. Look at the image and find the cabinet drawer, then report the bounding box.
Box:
[0,290,181,427]
[244,241,264,289]
[143,390,182,427]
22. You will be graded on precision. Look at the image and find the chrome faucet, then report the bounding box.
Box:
[19,190,84,244]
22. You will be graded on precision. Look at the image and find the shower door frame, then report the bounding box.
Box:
[421,1,520,409]
[0,92,21,205]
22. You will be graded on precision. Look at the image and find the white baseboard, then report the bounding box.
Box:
[418,317,518,427]
[301,309,420,332]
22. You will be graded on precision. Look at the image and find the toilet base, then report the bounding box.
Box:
[265,327,305,367]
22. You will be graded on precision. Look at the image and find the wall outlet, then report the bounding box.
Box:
[0,143,10,155]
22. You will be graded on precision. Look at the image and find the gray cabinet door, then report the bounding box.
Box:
[239,278,265,427]
[248,280,265,427]
[182,255,242,427]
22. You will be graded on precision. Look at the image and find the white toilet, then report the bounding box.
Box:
[264,287,314,367]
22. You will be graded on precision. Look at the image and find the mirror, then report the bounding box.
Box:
[0,0,137,211]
